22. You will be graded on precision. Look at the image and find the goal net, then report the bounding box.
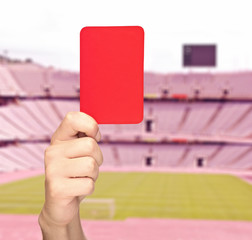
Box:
[80,198,115,220]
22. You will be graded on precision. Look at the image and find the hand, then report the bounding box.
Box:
[39,112,103,230]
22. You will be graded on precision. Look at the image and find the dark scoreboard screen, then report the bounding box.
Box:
[183,44,216,67]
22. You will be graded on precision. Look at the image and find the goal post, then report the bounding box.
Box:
[80,198,115,220]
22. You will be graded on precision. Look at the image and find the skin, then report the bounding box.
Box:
[38,112,103,240]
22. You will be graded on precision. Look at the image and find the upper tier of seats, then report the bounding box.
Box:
[0,63,252,99]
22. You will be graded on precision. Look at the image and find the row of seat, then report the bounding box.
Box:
[144,72,252,99]
[99,143,252,169]
[0,63,79,97]
[0,143,46,172]
[0,99,251,141]
[0,100,251,141]
[1,63,252,99]
[1,142,251,172]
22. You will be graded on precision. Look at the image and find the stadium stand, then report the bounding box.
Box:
[0,65,24,96]
[145,71,252,100]
[47,69,79,97]
[0,61,252,172]
[1,62,252,99]
[0,143,46,172]
[6,63,48,96]
[1,99,252,141]
[97,143,252,169]
[1,142,252,171]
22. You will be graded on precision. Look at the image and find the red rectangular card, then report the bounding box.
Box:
[80,26,144,124]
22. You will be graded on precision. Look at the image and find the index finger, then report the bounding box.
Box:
[51,112,101,144]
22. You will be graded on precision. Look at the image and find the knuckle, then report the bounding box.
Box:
[65,112,75,124]
[50,136,61,145]
[89,121,99,135]
[84,178,95,195]
[44,145,61,166]
[44,146,54,162]
[50,134,55,144]
[86,157,97,173]
[85,137,97,153]
[99,149,104,166]
[44,145,64,166]
[94,167,99,181]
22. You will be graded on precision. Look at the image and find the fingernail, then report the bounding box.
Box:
[95,130,101,142]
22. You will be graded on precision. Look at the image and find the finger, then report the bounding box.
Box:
[62,177,95,197]
[51,112,101,144]
[62,137,103,166]
[77,131,101,142]
[60,156,99,181]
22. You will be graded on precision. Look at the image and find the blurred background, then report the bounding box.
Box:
[0,0,252,239]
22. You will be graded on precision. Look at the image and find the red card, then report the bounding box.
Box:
[80,26,144,124]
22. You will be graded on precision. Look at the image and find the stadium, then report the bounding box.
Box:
[0,47,252,239]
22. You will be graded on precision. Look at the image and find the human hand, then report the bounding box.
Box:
[39,112,103,230]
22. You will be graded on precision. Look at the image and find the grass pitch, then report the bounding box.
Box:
[0,172,252,220]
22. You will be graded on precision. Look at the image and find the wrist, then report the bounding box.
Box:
[38,207,86,240]
[39,208,69,239]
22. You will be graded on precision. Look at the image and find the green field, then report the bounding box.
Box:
[0,172,252,221]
